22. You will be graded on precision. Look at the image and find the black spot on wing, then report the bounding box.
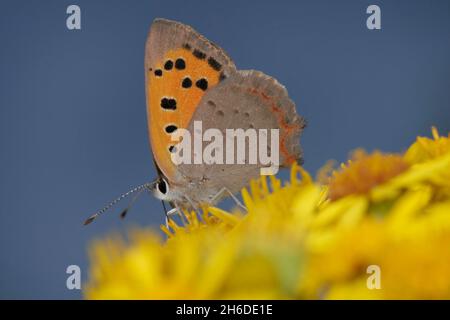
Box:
[175,58,186,70]
[193,49,206,60]
[165,125,178,133]
[195,78,208,91]
[161,98,177,110]
[164,60,173,70]
[182,77,192,88]
[207,57,222,71]
[154,69,162,77]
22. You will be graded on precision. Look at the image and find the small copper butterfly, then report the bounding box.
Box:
[85,18,305,225]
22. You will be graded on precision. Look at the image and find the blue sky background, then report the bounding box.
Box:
[1,0,449,298]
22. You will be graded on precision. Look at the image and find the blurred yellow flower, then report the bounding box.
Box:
[405,127,450,164]
[85,128,450,300]
[327,150,409,201]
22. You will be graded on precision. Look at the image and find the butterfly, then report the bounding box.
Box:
[84,18,305,225]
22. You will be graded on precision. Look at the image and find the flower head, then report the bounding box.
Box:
[327,150,409,201]
[85,128,450,300]
[405,127,450,164]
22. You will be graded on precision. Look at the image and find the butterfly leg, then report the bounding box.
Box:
[211,187,247,212]
[165,207,175,228]
[166,207,180,217]
[165,205,187,227]
[183,195,202,214]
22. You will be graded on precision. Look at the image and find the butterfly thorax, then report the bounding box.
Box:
[151,175,218,209]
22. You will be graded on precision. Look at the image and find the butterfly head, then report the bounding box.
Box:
[150,176,173,201]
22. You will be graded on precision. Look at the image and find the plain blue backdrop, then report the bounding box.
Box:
[0,0,449,299]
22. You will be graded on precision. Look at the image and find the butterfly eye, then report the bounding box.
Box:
[157,179,169,195]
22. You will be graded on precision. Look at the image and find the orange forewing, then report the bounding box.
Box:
[147,47,221,180]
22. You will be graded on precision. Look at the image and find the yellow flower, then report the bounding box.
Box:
[85,165,318,299]
[85,128,450,300]
[85,206,241,299]
[372,128,450,202]
[404,127,450,164]
[327,128,450,203]
[303,195,450,299]
[327,150,409,201]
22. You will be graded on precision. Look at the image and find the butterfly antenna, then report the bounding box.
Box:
[119,187,147,220]
[84,183,150,225]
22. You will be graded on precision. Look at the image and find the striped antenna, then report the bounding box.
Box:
[84,183,151,225]
[119,187,148,220]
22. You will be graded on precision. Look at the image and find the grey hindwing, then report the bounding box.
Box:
[178,70,305,197]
